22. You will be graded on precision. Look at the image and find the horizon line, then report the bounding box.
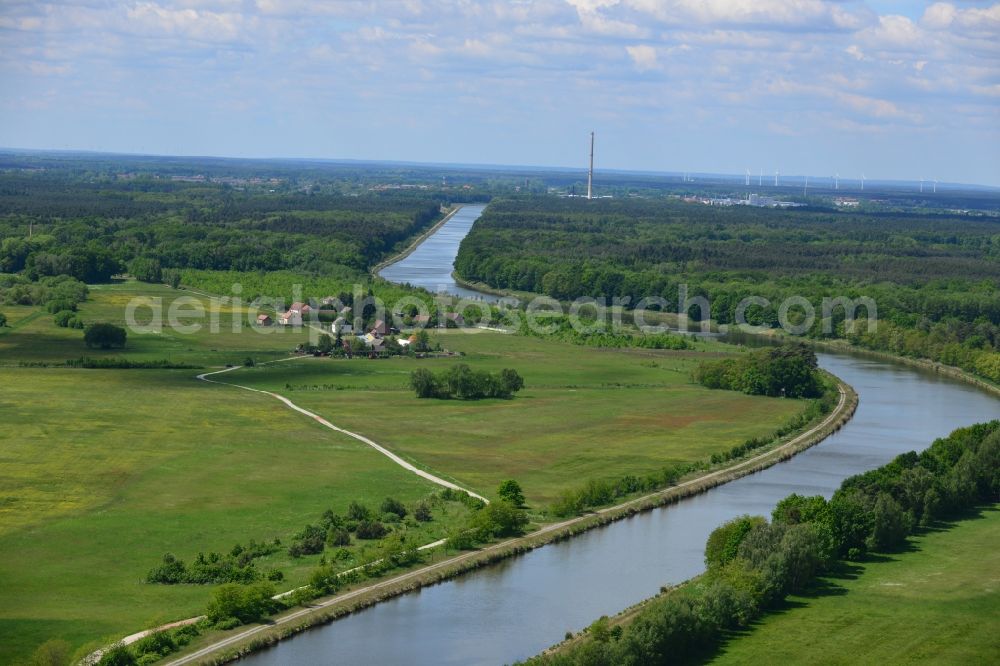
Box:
[1,146,998,192]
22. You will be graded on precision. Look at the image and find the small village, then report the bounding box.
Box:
[257,298,466,359]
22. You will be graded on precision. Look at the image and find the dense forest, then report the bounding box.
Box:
[454,197,1000,382]
[0,171,449,286]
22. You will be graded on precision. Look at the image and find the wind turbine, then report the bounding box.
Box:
[920,177,924,193]
[933,178,938,194]
[804,174,809,196]
[861,173,865,191]
[759,168,763,187]
[774,169,779,187]
[745,169,750,186]
[835,173,839,190]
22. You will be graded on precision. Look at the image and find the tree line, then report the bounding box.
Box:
[410,364,525,400]
[525,420,1000,665]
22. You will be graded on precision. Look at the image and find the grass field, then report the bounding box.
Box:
[0,281,815,663]
[0,281,314,366]
[230,331,809,505]
[0,366,474,664]
[711,505,1000,665]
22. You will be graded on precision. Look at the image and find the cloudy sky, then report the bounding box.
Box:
[1,1,998,185]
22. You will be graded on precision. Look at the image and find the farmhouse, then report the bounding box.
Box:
[256,314,272,326]
[332,317,353,335]
[289,302,312,315]
[279,310,302,326]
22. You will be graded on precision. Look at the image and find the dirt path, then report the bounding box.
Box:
[197,359,489,503]
[162,384,849,666]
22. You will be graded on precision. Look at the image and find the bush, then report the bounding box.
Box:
[328,528,351,547]
[704,516,766,570]
[146,553,188,584]
[470,500,529,540]
[132,630,177,658]
[347,501,371,521]
[308,563,342,595]
[380,497,408,518]
[46,299,76,313]
[288,524,326,557]
[53,309,82,328]
[414,501,433,522]
[97,644,135,666]
[355,520,388,540]
[206,582,276,625]
[84,322,126,349]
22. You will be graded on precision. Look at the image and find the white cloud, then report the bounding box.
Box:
[625,44,657,70]
[858,14,923,50]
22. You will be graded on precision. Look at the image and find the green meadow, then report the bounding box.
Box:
[0,281,314,366]
[0,281,812,663]
[0,364,474,663]
[228,331,808,505]
[711,506,1000,665]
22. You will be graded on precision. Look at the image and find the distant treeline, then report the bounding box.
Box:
[454,197,1000,383]
[0,172,446,282]
[526,420,1000,665]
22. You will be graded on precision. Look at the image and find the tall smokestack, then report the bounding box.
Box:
[587,131,594,200]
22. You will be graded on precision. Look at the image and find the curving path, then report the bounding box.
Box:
[197,358,490,504]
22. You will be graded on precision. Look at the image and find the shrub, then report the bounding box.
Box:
[84,322,126,349]
[132,631,177,658]
[288,524,326,557]
[327,528,351,547]
[704,515,766,570]
[46,299,76,313]
[413,501,433,522]
[97,644,135,666]
[355,520,388,540]
[470,500,528,539]
[206,582,276,625]
[380,497,408,518]
[308,564,342,595]
[53,309,75,327]
[146,553,187,584]
[346,501,371,521]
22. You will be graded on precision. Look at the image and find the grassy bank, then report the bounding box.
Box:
[711,505,1000,665]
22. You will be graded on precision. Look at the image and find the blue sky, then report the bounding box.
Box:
[1,1,998,185]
